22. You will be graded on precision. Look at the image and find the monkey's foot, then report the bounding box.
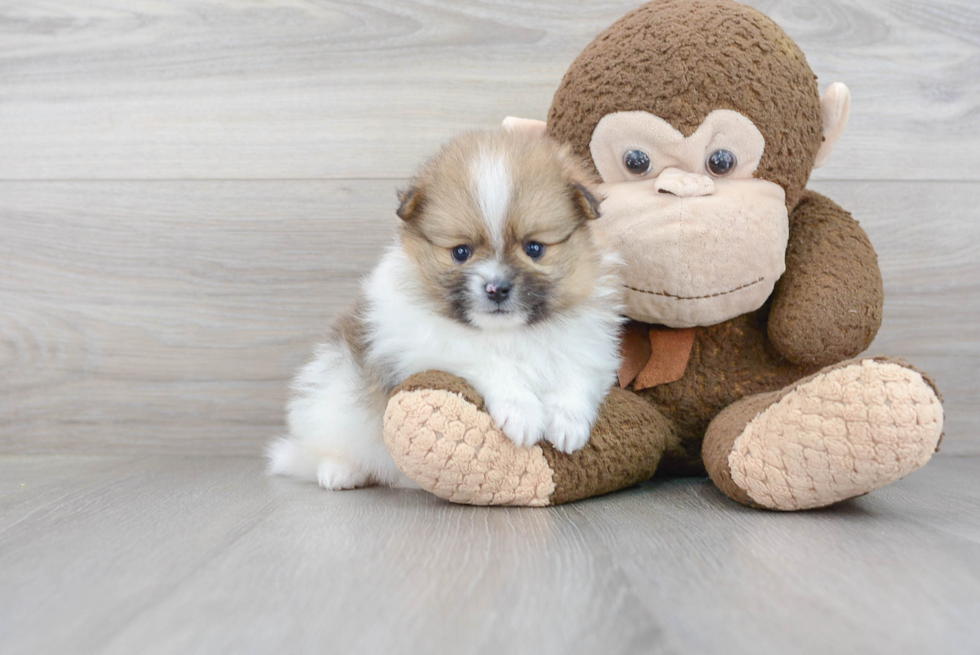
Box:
[703,358,944,511]
[383,371,671,506]
[383,372,554,506]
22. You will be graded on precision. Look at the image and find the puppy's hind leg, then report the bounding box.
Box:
[316,458,370,490]
[271,338,381,490]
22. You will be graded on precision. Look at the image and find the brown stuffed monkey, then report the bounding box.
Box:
[382,0,944,509]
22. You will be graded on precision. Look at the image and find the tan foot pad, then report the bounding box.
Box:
[729,359,944,510]
[384,388,556,506]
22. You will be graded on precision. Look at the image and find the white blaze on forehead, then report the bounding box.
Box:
[472,152,512,252]
[472,258,509,284]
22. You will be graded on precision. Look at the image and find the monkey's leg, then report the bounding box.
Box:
[383,371,676,506]
[702,357,944,510]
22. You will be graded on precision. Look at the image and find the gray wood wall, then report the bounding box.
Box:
[1,0,977,455]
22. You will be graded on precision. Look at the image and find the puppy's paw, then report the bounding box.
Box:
[317,458,369,490]
[486,394,546,448]
[545,403,594,454]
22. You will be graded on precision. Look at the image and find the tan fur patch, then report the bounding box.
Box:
[330,298,367,363]
[325,301,393,417]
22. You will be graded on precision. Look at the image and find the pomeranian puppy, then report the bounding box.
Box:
[267,130,623,490]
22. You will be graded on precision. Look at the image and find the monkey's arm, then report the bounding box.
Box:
[768,191,884,368]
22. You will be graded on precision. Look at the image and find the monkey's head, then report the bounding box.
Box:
[510,0,851,328]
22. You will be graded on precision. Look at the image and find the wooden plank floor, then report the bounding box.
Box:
[2,455,978,655]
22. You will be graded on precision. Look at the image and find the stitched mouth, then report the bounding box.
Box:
[624,277,764,300]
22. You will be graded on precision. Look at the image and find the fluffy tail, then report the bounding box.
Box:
[265,437,319,481]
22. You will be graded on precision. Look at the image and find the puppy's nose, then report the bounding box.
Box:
[485,280,512,304]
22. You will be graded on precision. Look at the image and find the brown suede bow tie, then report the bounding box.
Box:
[618,322,697,390]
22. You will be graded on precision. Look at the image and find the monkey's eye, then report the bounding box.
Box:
[524,241,545,261]
[623,149,652,175]
[706,149,737,177]
[451,245,472,263]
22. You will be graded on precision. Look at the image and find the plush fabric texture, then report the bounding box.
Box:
[384,373,556,506]
[547,0,822,210]
[543,386,678,505]
[392,370,487,412]
[631,191,885,466]
[594,172,789,327]
[384,372,677,506]
[704,358,944,510]
[814,82,851,168]
[768,191,884,368]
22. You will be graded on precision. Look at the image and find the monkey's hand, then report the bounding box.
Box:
[768,191,884,368]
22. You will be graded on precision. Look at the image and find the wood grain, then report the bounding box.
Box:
[0,180,396,453]
[1,454,978,655]
[1,179,976,454]
[0,0,977,181]
[1,4,975,653]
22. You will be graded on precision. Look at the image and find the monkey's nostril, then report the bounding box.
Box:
[658,188,676,196]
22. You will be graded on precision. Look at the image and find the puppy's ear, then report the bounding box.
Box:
[569,182,602,221]
[396,186,424,221]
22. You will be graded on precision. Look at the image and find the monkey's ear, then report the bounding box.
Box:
[396,186,424,221]
[569,182,603,220]
[814,82,851,169]
[502,116,548,139]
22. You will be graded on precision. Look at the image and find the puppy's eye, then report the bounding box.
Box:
[524,241,545,261]
[623,149,652,175]
[450,245,472,263]
[706,149,737,177]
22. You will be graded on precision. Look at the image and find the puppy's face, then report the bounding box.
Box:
[397,132,603,329]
